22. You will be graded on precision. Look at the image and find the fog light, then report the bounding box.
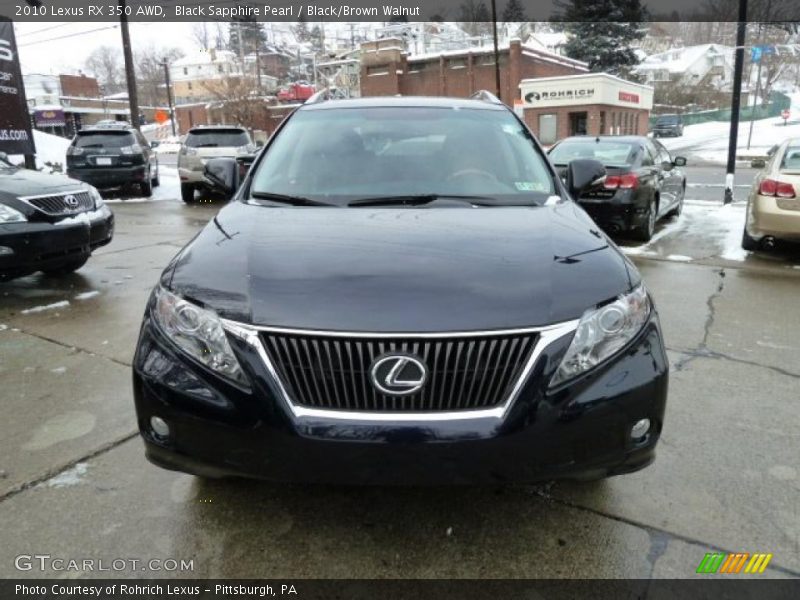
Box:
[0,246,14,256]
[150,416,170,438]
[630,418,651,440]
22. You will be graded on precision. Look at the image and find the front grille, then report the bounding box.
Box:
[25,191,93,216]
[261,331,539,412]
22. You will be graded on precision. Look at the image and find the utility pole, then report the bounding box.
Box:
[725,0,748,205]
[118,0,140,130]
[490,0,501,100]
[161,60,176,136]
[747,23,764,150]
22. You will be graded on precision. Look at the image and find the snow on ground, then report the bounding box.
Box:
[154,136,182,155]
[74,291,100,301]
[660,116,800,165]
[20,300,70,315]
[622,200,748,263]
[42,463,89,488]
[8,130,70,173]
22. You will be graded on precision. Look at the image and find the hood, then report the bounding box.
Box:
[0,167,87,202]
[167,201,637,332]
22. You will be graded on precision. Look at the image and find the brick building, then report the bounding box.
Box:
[359,38,588,103]
[59,74,100,98]
[519,73,654,145]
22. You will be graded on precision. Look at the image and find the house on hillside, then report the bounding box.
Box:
[635,44,735,90]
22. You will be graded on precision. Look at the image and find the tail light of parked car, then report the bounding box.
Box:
[66,146,84,156]
[758,178,796,198]
[604,173,639,190]
[119,144,143,155]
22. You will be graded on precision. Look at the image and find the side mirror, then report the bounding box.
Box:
[149,140,160,149]
[767,144,778,157]
[673,156,687,167]
[204,158,239,197]
[565,159,606,197]
[751,158,766,169]
[661,160,674,171]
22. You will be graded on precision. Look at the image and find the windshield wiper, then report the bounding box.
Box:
[348,194,501,207]
[250,191,333,207]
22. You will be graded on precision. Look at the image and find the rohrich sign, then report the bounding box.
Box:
[0,18,35,155]
[521,73,653,110]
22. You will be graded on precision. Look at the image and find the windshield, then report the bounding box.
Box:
[75,132,135,149]
[656,116,679,125]
[185,129,250,148]
[549,140,639,167]
[248,106,555,206]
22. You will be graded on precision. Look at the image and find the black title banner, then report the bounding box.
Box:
[2,0,800,22]
[0,17,34,155]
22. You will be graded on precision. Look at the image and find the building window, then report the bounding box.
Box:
[218,64,224,74]
[634,113,639,134]
[449,58,466,69]
[183,67,188,76]
[538,114,557,145]
[600,111,606,135]
[187,82,192,90]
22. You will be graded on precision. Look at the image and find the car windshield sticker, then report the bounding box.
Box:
[515,181,546,191]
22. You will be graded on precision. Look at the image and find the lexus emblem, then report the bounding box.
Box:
[63,195,79,208]
[370,354,428,396]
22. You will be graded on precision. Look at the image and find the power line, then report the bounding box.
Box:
[18,25,120,46]
[17,23,74,37]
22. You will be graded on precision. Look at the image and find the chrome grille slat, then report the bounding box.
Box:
[22,191,93,216]
[260,331,539,413]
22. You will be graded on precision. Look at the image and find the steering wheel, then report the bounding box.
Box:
[446,168,498,183]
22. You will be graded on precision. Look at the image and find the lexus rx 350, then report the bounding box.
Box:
[133,94,668,484]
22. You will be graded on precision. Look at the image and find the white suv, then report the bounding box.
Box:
[178,126,255,203]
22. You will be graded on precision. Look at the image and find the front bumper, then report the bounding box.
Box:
[0,207,114,279]
[132,311,669,485]
[67,166,147,189]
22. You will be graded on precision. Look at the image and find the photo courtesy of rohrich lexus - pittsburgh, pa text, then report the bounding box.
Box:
[0,0,799,599]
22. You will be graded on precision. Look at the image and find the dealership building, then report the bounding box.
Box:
[519,73,654,145]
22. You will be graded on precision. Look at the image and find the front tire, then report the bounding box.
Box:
[42,256,89,276]
[633,198,657,242]
[181,183,195,204]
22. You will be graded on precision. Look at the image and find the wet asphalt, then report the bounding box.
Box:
[0,165,798,579]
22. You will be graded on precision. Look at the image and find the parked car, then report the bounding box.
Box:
[651,114,684,137]
[66,124,159,196]
[0,153,114,281]
[132,93,668,485]
[548,135,687,241]
[177,126,255,203]
[742,138,800,251]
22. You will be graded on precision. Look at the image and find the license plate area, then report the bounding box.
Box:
[95,157,112,166]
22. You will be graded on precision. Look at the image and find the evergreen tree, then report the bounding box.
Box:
[228,19,267,57]
[502,0,527,22]
[557,0,647,78]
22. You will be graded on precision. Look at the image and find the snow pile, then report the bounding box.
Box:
[661,117,800,165]
[8,130,71,173]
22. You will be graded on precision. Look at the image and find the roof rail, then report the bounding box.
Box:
[305,89,333,105]
[470,90,504,105]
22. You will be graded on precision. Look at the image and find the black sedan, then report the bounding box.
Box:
[0,155,114,281]
[549,136,687,241]
[133,95,668,485]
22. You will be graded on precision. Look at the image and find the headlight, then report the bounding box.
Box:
[152,287,249,387]
[87,185,104,209]
[550,284,651,387]
[0,204,27,223]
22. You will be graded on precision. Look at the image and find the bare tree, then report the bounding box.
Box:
[135,44,185,107]
[202,74,265,128]
[190,23,210,50]
[85,45,124,95]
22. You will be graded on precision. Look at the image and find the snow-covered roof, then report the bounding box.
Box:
[172,49,238,68]
[406,41,587,71]
[527,32,567,52]
[635,44,733,74]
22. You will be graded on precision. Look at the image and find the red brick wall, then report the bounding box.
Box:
[60,74,100,98]
[361,41,587,103]
[523,105,650,144]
